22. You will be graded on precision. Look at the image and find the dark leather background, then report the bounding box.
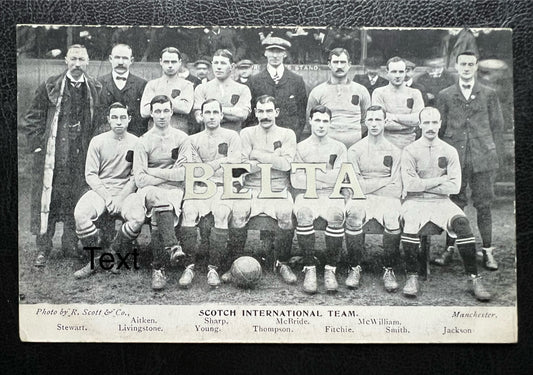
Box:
[1,0,532,373]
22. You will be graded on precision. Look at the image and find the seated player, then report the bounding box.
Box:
[345,105,403,292]
[169,99,241,288]
[73,102,139,279]
[400,107,491,301]
[233,95,297,284]
[292,105,347,293]
[113,95,190,290]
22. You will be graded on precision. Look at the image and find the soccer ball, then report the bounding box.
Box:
[230,256,262,288]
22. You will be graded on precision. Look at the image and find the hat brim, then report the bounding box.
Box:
[264,45,286,51]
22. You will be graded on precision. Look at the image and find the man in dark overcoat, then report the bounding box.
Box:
[22,44,102,266]
[246,37,308,141]
[435,51,504,271]
[98,43,147,136]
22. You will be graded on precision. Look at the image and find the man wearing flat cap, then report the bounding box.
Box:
[236,59,254,85]
[247,36,308,141]
[193,59,211,85]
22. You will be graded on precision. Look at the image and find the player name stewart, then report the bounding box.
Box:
[182,162,365,200]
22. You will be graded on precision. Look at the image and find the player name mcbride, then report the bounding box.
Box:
[183,162,365,200]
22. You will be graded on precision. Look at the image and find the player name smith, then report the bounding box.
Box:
[183,162,365,200]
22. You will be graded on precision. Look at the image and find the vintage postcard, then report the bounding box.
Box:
[17,25,516,343]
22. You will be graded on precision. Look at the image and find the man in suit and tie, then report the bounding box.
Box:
[353,56,388,96]
[434,51,504,271]
[247,37,308,141]
[98,44,148,136]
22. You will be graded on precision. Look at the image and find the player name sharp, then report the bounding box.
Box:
[242,309,323,317]
[358,318,401,325]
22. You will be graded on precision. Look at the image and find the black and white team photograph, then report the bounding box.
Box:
[17,26,515,311]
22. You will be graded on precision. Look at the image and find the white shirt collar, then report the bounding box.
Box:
[405,78,413,87]
[267,64,284,79]
[368,74,378,85]
[66,72,85,83]
[459,78,474,99]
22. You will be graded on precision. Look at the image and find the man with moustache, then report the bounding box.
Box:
[292,105,348,294]
[434,51,504,271]
[247,37,308,141]
[140,47,194,134]
[164,99,241,288]
[400,107,491,301]
[113,95,190,290]
[372,57,425,149]
[72,102,139,279]
[306,48,371,148]
[345,105,402,292]
[232,95,297,284]
[98,44,148,136]
[193,49,251,133]
[22,44,102,267]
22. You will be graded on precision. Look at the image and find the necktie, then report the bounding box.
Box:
[462,84,472,89]
[71,81,81,88]
[273,72,280,85]
[116,76,127,81]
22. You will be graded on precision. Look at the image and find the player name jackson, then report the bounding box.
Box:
[442,326,473,335]
[182,163,365,200]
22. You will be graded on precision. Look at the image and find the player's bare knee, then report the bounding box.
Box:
[383,212,400,231]
[277,212,293,230]
[212,204,231,226]
[74,203,95,227]
[450,215,472,236]
[325,207,345,227]
[181,203,199,227]
[345,205,364,229]
[295,207,314,227]
[231,208,249,228]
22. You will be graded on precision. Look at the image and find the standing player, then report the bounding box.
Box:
[400,107,491,301]
[435,51,504,270]
[140,47,194,134]
[372,57,425,149]
[113,95,190,290]
[193,49,251,133]
[306,48,371,148]
[291,105,347,293]
[98,44,148,136]
[159,99,241,288]
[233,95,297,284]
[73,103,139,278]
[345,105,402,292]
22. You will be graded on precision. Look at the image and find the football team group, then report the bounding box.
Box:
[21,33,504,302]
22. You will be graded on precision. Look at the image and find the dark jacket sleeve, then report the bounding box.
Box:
[22,82,49,153]
[296,77,308,138]
[487,88,505,159]
[436,89,449,138]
